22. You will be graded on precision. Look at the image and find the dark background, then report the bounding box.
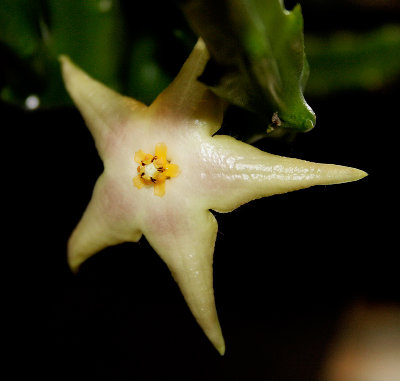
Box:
[4,1,399,380]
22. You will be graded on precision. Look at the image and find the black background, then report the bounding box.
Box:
[4,1,399,380]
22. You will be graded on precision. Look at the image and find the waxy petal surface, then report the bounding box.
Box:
[61,39,366,354]
[68,173,143,271]
[142,206,224,354]
[59,55,146,159]
[196,135,366,212]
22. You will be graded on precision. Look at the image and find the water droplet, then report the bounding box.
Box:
[25,95,40,110]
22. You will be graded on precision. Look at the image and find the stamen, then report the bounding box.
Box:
[133,143,180,197]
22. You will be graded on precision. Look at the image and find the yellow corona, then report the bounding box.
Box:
[133,143,180,197]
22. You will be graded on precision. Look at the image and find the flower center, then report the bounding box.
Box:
[144,162,158,178]
[133,143,180,197]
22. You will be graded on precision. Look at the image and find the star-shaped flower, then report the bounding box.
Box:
[60,39,366,355]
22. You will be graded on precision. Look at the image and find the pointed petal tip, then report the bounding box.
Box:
[207,333,225,355]
[58,54,68,63]
[216,341,226,356]
[58,54,81,86]
[352,168,368,181]
[67,245,82,274]
[58,55,73,72]
[206,324,225,355]
[58,55,85,82]
[194,37,207,54]
[67,234,90,274]
[68,262,80,275]
[329,165,368,185]
[307,160,367,187]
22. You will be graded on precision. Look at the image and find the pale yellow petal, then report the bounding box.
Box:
[154,182,166,197]
[199,135,367,213]
[155,143,167,160]
[143,209,225,355]
[134,150,146,164]
[68,175,142,272]
[148,39,226,136]
[133,176,144,189]
[165,164,180,178]
[143,153,153,164]
[59,55,146,158]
